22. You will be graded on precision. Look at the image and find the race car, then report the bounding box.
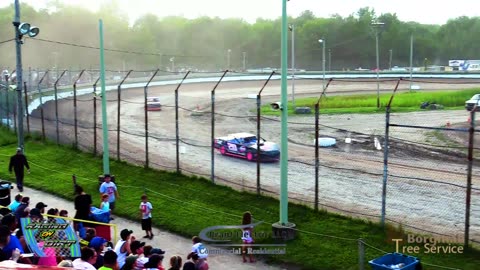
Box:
[214,132,280,162]
[146,97,162,111]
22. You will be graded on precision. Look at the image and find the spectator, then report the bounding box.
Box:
[0,225,24,260]
[59,209,69,217]
[191,253,208,270]
[114,229,133,269]
[88,236,107,269]
[74,185,93,232]
[7,194,22,212]
[144,254,165,270]
[139,195,153,240]
[58,259,74,267]
[120,255,137,270]
[72,247,97,270]
[99,175,119,212]
[187,236,207,262]
[241,211,255,263]
[1,214,17,233]
[29,208,43,222]
[129,240,145,270]
[46,208,59,222]
[8,148,30,192]
[168,255,182,270]
[100,194,111,212]
[14,197,30,223]
[35,202,48,215]
[182,261,195,270]
[99,250,118,270]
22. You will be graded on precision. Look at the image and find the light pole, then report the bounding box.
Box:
[289,24,295,107]
[328,49,331,71]
[227,49,232,70]
[13,0,40,151]
[389,49,393,70]
[409,34,414,91]
[170,57,175,73]
[372,21,385,108]
[318,39,326,92]
[272,0,296,240]
[99,19,110,176]
[242,52,246,71]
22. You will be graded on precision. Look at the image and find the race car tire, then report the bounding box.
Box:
[246,152,254,161]
[220,146,226,155]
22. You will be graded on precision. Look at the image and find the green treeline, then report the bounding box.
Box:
[0,3,479,71]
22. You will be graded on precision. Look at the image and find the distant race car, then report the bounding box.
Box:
[146,97,161,111]
[214,133,280,162]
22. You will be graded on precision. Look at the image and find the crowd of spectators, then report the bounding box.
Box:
[0,190,209,270]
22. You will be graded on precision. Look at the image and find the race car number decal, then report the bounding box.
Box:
[227,143,237,151]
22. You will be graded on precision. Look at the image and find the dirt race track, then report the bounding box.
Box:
[31,77,480,243]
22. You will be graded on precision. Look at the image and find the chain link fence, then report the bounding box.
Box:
[2,69,480,247]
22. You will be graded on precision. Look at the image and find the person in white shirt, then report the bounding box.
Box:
[114,229,133,269]
[99,175,119,211]
[187,236,207,264]
[72,247,97,270]
[139,195,153,239]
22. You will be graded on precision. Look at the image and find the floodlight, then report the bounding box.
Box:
[28,26,40,38]
[18,22,31,35]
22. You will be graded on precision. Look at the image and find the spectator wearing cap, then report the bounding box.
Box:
[129,240,145,270]
[29,208,43,222]
[144,254,165,270]
[121,255,138,270]
[7,194,23,212]
[99,250,118,270]
[73,246,97,270]
[35,202,48,214]
[99,174,119,212]
[89,236,107,268]
[8,147,30,192]
[114,229,133,269]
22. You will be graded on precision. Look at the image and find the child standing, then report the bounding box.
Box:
[100,194,111,212]
[241,211,255,263]
[139,195,153,240]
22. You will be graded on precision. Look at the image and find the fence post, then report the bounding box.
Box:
[358,238,365,270]
[175,71,191,173]
[256,71,275,195]
[23,82,30,134]
[381,79,401,227]
[37,70,48,140]
[117,70,133,161]
[143,69,160,168]
[314,78,333,211]
[93,76,100,155]
[211,70,228,183]
[314,103,319,210]
[54,70,67,144]
[464,109,475,248]
[73,70,86,149]
[28,67,32,91]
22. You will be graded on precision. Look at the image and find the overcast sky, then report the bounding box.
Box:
[2,0,480,25]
